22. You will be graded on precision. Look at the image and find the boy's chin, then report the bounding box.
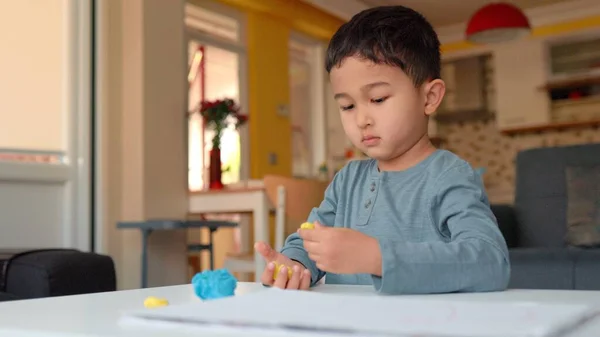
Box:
[353,144,396,161]
[361,148,388,160]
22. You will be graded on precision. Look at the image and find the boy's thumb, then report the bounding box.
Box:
[254,241,278,261]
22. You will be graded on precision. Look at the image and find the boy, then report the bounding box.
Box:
[254,5,510,294]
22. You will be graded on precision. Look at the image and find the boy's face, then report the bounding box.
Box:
[329,56,444,167]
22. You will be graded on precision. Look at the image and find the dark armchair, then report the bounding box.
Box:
[491,143,600,290]
[0,249,116,301]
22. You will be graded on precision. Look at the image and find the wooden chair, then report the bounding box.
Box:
[222,175,328,278]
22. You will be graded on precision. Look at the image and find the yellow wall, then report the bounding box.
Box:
[245,13,292,178]
[442,15,600,54]
[203,0,343,179]
[214,0,343,42]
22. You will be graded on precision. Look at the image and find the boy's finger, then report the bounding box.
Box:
[285,265,302,289]
[260,261,276,286]
[308,252,321,263]
[298,228,319,242]
[272,265,289,289]
[302,241,320,255]
[254,241,278,261]
[299,269,311,290]
[313,221,325,229]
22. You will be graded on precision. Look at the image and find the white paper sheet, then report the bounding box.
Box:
[121,288,598,337]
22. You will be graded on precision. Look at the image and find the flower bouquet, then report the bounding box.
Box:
[194,98,248,189]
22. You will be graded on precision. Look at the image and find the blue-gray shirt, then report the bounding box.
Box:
[281,150,510,294]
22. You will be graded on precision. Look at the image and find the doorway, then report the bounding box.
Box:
[185,2,249,274]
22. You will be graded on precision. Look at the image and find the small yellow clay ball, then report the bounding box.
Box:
[273,263,293,280]
[300,222,315,230]
[144,296,169,308]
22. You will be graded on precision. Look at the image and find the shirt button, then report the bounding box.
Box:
[364,200,371,208]
[370,183,376,192]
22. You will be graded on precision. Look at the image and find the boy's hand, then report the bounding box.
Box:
[299,222,382,275]
[254,241,311,290]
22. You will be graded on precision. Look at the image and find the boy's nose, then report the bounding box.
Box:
[355,109,372,128]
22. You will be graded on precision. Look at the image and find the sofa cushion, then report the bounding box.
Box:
[0,291,21,302]
[565,165,600,248]
[573,249,600,290]
[514,143,600,248]
[508,248,576,290]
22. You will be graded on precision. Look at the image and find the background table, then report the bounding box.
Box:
[189,187,271,281]
[117,219,237,288]
[1,283,600,337]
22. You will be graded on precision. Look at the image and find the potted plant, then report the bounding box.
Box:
[194,98,247,189]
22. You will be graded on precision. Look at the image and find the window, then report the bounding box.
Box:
[185,4,239,43]
[289,35,326,178]
[290,40,313,177]
[186,4,246,191]
[437,54,494,123]
[549,37,600,76]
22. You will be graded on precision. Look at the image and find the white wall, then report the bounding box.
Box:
[0,0,92,251]
[97,0,189,289]
[0,0,66,151]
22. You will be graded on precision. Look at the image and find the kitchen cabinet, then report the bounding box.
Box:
[492,38,551,130]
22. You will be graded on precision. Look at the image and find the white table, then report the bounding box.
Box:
[1,283,600,337]
[189,187,271,281]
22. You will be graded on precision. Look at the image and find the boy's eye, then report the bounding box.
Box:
[340,104,355,111]
[371,97,388,104]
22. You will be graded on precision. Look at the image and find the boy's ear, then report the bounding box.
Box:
[423,79,445,116]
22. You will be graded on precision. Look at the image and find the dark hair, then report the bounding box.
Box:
[325,6,441,87]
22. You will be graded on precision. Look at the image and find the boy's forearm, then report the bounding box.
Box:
[372,237,509,295]
[280,233,323,285]
[364,236,383,277]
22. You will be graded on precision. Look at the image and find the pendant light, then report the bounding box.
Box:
[466,2,531,44]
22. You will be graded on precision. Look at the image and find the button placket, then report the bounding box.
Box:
[357,178,379,226]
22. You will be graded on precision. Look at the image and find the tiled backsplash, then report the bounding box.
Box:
[438,121,600,202]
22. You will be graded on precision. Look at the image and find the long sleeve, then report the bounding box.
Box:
[372,164,511,294]
[280,169,344,285]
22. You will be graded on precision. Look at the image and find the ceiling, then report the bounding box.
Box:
[313,0,574,27]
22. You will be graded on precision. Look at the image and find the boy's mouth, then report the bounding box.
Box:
[361,136,381,146]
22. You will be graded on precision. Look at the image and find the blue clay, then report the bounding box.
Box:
[192,269,238,300]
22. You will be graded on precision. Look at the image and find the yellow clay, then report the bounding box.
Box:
[273,263,293,280]
[300,222,315,230]
[144,296,169,308]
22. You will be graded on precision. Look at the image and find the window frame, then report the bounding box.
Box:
[185,2,249,190]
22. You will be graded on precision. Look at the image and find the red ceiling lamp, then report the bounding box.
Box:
[466,2,531,44]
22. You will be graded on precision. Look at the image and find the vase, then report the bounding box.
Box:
[209,147,224,190]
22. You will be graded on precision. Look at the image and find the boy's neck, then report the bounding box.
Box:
[377,134,437,172]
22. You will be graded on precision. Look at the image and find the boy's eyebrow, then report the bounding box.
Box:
[333,82,391,100]
[333,92,350,100]
[361,81,390,91]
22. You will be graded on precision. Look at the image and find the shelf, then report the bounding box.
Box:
[540,73,600,91]
[434,109,495,124]
[552,49,600,65]
[551,94,600,107]
[501,119,600,135]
